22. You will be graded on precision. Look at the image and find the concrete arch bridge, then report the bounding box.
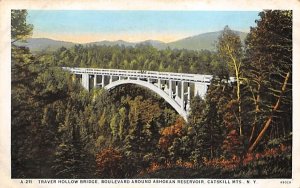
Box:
[62,67,215,121]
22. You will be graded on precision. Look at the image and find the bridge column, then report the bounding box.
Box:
[169,80,172,97]
[187,83,191,102]
[148,78,151,83]
[102,75,105,87]
[109,76,113,84]
[94,75,97,88]
[194,83,207,98]
[187,83,191,111]
[81,73,89,90]
[181,81,185,110]
[158,79,161,88]
[194,83,201,97]
[175,81,179,97]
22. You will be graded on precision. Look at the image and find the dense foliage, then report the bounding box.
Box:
[11,10,292,178]
[40,41,218,75]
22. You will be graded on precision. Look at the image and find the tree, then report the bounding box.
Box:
[222,100,245,158]
[11,9,37,178]
[51,143,77,178]
[123,115,144,173]
[217,26,244,136]
[158,118,185,163]
[118,107,128,140]
[190,79,227,164]
[110,113,120,143]
[188,95,206,125]
[11,9,34,95]
[11,10,33,43]
[244,10,292,152]
[95,147,126,178]
[210,57,230,79]
[52,104,95,178]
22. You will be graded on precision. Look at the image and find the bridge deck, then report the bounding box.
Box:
[62,67,213,83]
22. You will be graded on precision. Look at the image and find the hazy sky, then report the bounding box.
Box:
[27,10,260,43]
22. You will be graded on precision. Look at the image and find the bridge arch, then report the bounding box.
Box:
[104,79,188,121]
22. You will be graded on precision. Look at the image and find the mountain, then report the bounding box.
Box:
[167,30,247,51]
[17,30,248,52]
[138,40,167,50]
[15,38,75,52]
[88,40,134,47]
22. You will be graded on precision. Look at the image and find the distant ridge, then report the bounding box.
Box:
[17,30,248,52]
[15,38,75,52]
[88,40,135,47]
[168,30,247,51]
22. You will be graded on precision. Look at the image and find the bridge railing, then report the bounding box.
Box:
[62,67,213,83]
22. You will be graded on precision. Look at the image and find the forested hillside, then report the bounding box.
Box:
[11,10,292,178]
[42,44,217,75]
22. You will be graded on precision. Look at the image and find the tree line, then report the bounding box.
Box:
[11,10,292,178]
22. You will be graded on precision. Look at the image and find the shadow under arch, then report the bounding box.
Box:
[104,79,188,121]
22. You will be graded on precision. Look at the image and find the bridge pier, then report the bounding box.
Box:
[169,80,172,97]
[186,83,191,111]
[194,82,207,98]
[175,82,179,97]
[181,81,184,110]
[158,79,161,88]
[102,75,105,87]
[187,83,191,102]
[82,73,89,90]
[94,75,97,88]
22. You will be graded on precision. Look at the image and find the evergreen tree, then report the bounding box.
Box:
[123,115,144,174]
[11,10,33,43]
[244,10,292,152]
[51,142,78,178]
[190,79,226,164]
[188,95,206,125]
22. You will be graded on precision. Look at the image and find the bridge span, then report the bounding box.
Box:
[62,67,214,121]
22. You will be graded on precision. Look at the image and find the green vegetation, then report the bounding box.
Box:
[11,10,292,178]
[39,42,216,75]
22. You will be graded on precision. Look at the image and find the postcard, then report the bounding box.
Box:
[1,0,299,187]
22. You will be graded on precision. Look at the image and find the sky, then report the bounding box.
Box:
[27,10,260,43]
